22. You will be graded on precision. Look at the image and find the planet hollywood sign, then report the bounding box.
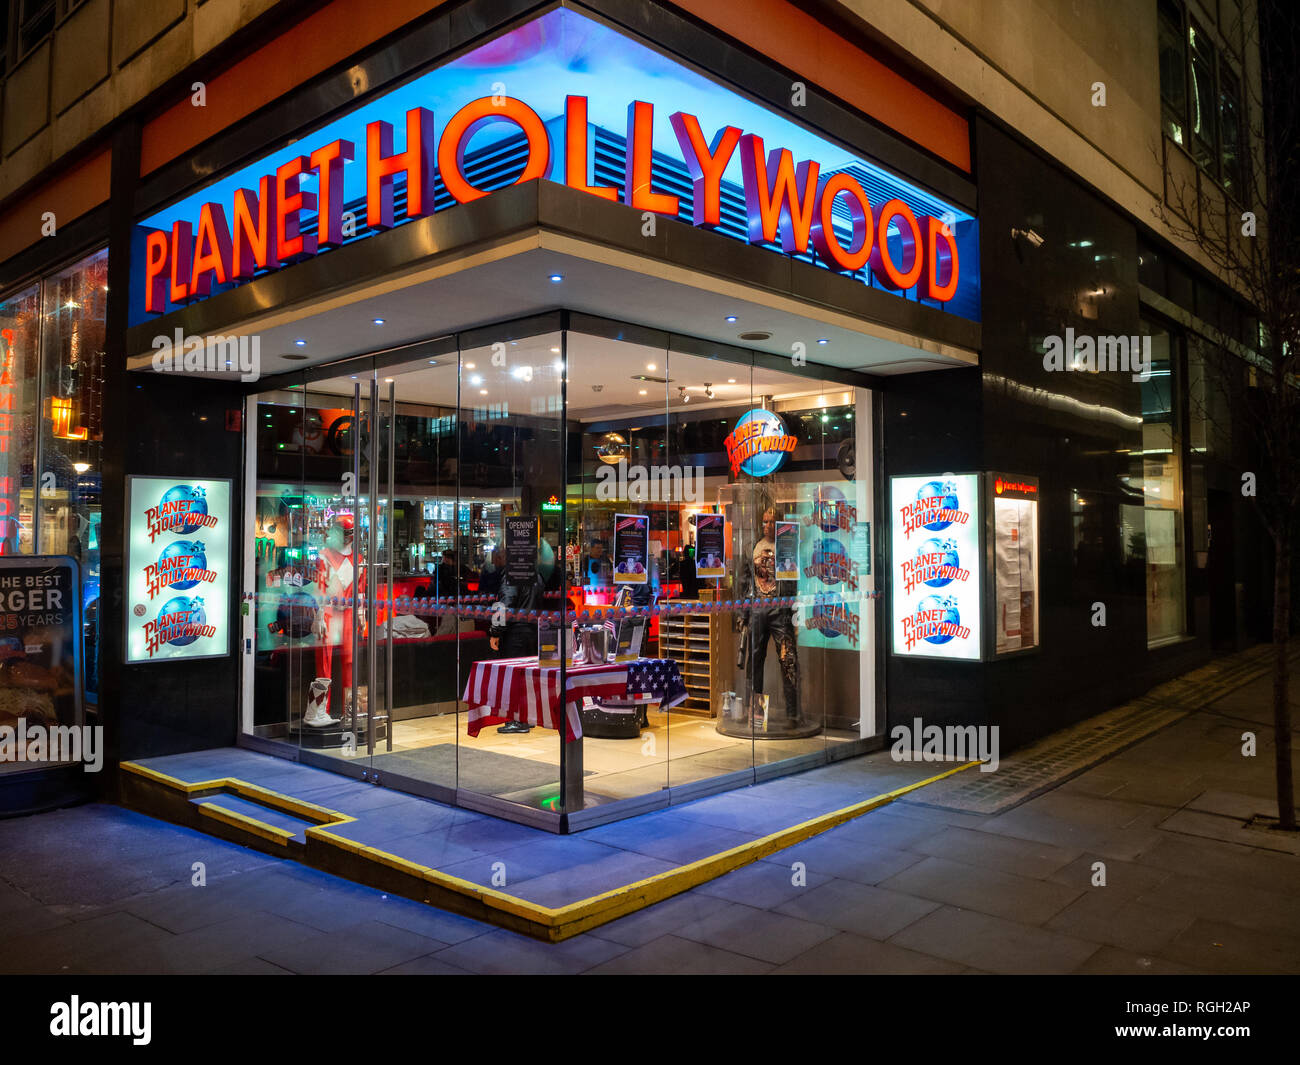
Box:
[137,94,964,317]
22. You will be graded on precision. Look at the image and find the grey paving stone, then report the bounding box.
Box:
[583,934,772,974]
[1134,872,1300,938]
[208,956,296,974]
[434,927,628,974]
[0,910,173,975]
[1046,853,1171,900]
[579,812,755,864]
[773,878,940,940]
[439,836,622,888]
[878,856,1084,924]
[1070,945,1195,975]
[672,901,838,964]
[0,900,71,938]
[506,851,678,908]
[910,825,1081,878]
[771,931,966,974]
[1045,890,1197,954]
[1159,809,1300,855]
[693,859,833,908]
[1158,917,1300,974]
[107,911,322,975]
[123,878,265,934]
[804,809,951,850]
[763,833,925,885]
[377,953,476,975]
[258,918,451,974]
[889,906,1102,975]
[669,792,808,834]
[365,897,492,945]
[585,890,735,948]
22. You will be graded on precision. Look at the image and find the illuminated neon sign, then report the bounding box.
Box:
[725,409,796,478]
[133,8,977,323]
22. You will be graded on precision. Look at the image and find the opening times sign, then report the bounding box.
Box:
[126,477,232,663]
[890,474,980,660]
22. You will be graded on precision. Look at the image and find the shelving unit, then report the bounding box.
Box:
[661,603,724,717]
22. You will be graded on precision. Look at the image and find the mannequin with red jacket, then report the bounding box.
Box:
[304,514,366,727]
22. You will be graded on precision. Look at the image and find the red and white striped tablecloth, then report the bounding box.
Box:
[463,657,634,741]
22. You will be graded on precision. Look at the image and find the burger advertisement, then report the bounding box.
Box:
[0,556,83,766]
[126,477,232,663]
[890,474,981,661]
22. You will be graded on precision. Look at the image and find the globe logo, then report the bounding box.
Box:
[810,536,847,586]
[917,538,960,587]
[916,480,959,531]
[157,595,206,647]
[916,594,960,644]
[159,484,209,533]
[726,409,795,478]
[157,540,207,590]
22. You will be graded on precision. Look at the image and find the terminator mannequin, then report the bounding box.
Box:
[304,514,365,728]
[741,505,799,724]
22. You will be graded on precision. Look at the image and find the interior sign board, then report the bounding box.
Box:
[126,476,232,663]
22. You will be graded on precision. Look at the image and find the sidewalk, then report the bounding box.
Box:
[1,644,1296,973]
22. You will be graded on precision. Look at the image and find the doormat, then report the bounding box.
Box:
[368,745,591,794]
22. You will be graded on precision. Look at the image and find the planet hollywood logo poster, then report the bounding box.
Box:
[126,477,232,663]
[695,513,725,578]
[774,522,799,581]
[613,513,649,584]
[795,483,864,650]
[890,474,980,660]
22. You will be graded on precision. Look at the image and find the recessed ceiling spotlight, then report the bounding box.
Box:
[728,377,737,384]
[549,274,564,283]
[551,347,560,354]
[372,318,385,326]
[469,374,483,386]
[465,362,476,369]
[817,338,829,345]
[725,315,738,323]
[294,338,307,346]
[646,363,657,371]
[638,389,647,396]
[479,388,488,395]
[428,359,437,365]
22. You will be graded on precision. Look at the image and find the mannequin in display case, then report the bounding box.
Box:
[740,505,800,725]
[304,514,365,727]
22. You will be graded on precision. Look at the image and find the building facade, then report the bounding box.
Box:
[0,0,1268,828]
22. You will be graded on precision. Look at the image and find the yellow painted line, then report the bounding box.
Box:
[122,757,982,941]
[197,801,294,847]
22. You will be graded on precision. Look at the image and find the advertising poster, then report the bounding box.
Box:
[695,513,726,578]
[613,513,649,584]
[504,516,538,584]
[126,477,232,663]
[798,483,863,650]
[0,556,83,739]
[890,474,981,660]
[774,521,799,580]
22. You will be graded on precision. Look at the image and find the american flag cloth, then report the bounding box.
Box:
[626,659,689,708]
[463,657,688,740]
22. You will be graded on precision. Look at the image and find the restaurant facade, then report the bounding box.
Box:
[0,0,1268,829]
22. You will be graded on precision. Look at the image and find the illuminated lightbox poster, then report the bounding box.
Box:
[774,522,799,580]
[695,513,726,578]
[125,476,232,663]
[613,513,649,584]
[890,474,980,660]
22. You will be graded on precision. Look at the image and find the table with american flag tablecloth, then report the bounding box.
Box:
[462,657,689,741]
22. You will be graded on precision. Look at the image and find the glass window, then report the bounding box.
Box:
[1189,21,1219,174]
[1159,0,1188,145]
[1137,322,1186,644]
[0,283,39,556]
[1219,66,1244,197]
